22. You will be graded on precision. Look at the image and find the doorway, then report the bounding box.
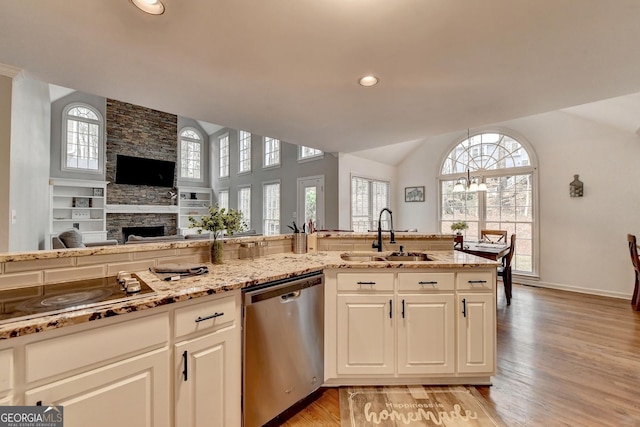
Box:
[297,175,324,231]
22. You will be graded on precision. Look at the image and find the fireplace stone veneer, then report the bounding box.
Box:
[107,213,177,244]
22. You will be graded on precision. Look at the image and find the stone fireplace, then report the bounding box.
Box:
[104,99,179,243]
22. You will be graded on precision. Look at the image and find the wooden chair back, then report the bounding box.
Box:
[627,234,640,310]
[504,234,516,269]
[481,229,507,243]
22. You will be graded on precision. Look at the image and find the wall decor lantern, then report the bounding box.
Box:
[570,174,584,197]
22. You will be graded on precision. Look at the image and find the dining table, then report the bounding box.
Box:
[455,241,510,262]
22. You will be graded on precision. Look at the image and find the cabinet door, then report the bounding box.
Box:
[175,326,241,427]
[25,348,170,427]
[397,294,455,375]
[336,294,394,375]
[457,293,495,374]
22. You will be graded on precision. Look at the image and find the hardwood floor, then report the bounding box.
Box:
[274,284,640,426]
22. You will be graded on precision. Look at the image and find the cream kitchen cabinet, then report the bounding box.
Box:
[25,349,170,427]
[0,290,243,427]
[174,293,241,427]
[22,312,170,427]
[336,294,394,375]
[397,293,455,375]
[325,268,496,385]
[457,293,495,374]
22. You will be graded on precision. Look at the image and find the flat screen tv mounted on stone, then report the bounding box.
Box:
[115,155,175,188]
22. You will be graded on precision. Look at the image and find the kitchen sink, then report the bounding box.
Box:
[340,254,387,262]
[385,253,431,262]
[340,252,431,262]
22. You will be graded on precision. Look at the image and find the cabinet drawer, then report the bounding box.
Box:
[456,272,494,291]
[174,294,236,339]
[336,273,394,292]
[397,272,454,292]
[25,313,169,383]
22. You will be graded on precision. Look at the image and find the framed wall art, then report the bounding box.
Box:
[404,186,425,202]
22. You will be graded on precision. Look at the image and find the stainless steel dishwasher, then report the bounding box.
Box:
[242,272,324,427]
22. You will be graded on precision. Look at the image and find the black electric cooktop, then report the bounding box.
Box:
[0,275,155,325]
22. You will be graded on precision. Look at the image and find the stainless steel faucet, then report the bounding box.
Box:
[372,208,395,252]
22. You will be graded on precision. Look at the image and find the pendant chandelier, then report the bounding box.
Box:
[453,129,487,193]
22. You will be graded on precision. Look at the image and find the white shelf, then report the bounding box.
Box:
[48,178,108,249]
[177,186,213,233]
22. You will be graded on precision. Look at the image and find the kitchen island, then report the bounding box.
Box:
[0,243,498,427]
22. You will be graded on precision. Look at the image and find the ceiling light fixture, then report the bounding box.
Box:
[359,75,379,87]
[453,130,487,193]
[131,0,165,15]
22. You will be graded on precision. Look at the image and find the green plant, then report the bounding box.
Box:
[188,205,247,240]
[450,221,469,232]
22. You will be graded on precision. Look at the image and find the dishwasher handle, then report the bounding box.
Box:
[281,290,301,302]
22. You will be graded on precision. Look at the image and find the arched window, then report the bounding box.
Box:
[440,132,537,275]
[62,103,104,173]
[179,128,203,180]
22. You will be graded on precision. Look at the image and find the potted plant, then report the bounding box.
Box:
[450,221,469,235]
[188,205,246,264]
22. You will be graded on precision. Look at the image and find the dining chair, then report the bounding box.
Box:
[481,229,508,243]
[497,234,516,305]
[627,234,640,311]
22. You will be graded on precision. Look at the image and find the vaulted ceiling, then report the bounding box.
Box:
[2,0,640,154]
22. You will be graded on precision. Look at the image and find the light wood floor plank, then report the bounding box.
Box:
[271,284,640,426]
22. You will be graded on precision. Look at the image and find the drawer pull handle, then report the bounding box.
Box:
[195,312,224,323]
[389,299,393,319]
[182,350,188,381]
[462,298,467,317]
[419,281,438,285]
[36,401,42,406]
[357,281,376,285]
[468,280,487,284]
[402,299,405,319]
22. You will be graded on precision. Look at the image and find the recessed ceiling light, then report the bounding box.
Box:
[131,0,165,15]
[359,75,379,87]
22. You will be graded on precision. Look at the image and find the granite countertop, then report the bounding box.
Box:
[0,250,497,339]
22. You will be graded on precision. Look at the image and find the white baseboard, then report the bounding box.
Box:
[511,276,631,300]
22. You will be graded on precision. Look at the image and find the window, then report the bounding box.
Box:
[263,137,280,167]
[219,134,230,178]
[351,176,390,232]
[217,190,229,211]
[62,103,103,173]
[238,131,252,173]
[298,145,323,160]
[179,128,202,180]
[440,132,536,274]
[263,181,280,236]
[238,186,251,229]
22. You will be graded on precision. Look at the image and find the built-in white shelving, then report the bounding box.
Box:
[49,178,108,248]
[177,187,213,235]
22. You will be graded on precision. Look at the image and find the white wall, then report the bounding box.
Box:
[338,153,397,230]
[396,111,640,298]
[9,75,51,251]
[0,74,12,252]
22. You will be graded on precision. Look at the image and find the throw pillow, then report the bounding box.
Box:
[58,229,86,248]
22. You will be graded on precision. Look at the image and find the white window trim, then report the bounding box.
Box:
[297,145,324,162]
[437,128,539,277]
[216,188,229,210]
[218,133,230,179]
[263,179,281,236]
[263,137,281,169]
[237,184,252,229]
[61,102,104,175]
[238,131,252,175]
[178,126,204,182]
[349,173,392,232]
